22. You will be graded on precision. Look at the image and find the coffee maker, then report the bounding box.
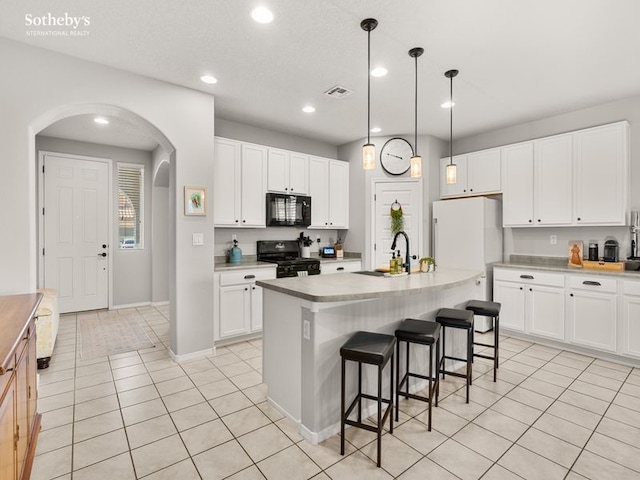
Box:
[631,211,640,260]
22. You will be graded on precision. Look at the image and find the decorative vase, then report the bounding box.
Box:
[301,246,311,258]
[420,262,428,273]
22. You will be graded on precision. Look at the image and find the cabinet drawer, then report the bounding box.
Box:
[568,275,617,293]
[494,268,564,287]
[622,280,640,296]
[321,261,362,274]
[220,268,276,286]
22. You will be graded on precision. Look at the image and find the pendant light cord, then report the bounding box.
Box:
[367,28,371,145]
[449,74,453,164]
[414,54,418,155]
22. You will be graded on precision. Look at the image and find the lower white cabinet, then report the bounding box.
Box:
[215,267,276,341]
[321,260,361,274]
[567,275,617,353]
[493,269,565,340]
[622,280,640,358]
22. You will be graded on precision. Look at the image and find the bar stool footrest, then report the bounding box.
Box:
[474,341,497,349]
[473,353,495,361]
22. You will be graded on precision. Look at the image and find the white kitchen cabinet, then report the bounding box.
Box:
[502,142,534,226]
[439,149,501,199]
[309,157,349,229]
[321,260,362,274]
[573,122,629,226]
[620,280,640,358]
[493,268,565,340]
[214,267,276,342]
[533,134,573,225]
[213,137,267,228]
[267,148,309,195]
[567,275,617,352]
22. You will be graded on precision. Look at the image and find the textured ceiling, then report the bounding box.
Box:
[3,0,640,147]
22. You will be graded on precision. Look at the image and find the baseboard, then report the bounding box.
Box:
[169,347,214,363]
[151,301,169,306]
[215,332,262,348]
[111,301,151,310]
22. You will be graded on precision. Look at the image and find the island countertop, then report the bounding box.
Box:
[256,267,482,303]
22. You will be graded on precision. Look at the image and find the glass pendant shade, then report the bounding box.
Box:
[362,143,376,170]
[446,163,457,184]
[410,155,422,178]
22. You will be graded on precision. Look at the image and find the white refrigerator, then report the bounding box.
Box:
[432,197,503,332]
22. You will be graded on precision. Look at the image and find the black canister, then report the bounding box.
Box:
[588,243,598,261]
[603,240,619,262]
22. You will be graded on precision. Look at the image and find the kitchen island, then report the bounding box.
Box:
[257,267,482,444]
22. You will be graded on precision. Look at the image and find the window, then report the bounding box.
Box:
[118,163,144,249]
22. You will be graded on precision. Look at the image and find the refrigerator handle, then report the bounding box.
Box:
[432,217,437,258]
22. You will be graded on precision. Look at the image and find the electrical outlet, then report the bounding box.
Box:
[550,235,557,245]
[232,234,237,242]
[303,320,310,340]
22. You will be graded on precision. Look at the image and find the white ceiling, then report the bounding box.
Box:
[3,0,640,147]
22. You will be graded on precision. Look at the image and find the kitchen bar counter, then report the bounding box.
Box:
[260,267,482,444]
[495,258,640,278]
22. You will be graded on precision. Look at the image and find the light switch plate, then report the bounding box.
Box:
[193,233,204,246]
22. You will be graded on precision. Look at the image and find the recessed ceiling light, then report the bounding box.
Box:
[441,100,455,108]
[94,117,109,125]
[251,6,274,23]
[302,106,316,113]
[371,67,388,77]
[370,127,382,133]
[200,75,218,84]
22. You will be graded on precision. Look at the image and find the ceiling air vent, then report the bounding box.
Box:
[324,85,353,99]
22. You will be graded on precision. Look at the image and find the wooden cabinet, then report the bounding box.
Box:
[439,149,501,199]
[0,294,41,480]
[320,260,362,274]
[502,142,534,226]
[213,137,267,228]
[493,269,565,340]
[567,275,617,352]
[214,267,276,343]
[309,157,349,229]
[267,149,309,195]
[573,122,629,226]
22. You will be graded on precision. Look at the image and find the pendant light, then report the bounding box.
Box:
[361,18,378,170]
[445,69,459,184]
[408,47,424,178]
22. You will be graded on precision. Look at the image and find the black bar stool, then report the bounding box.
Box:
[395,319,441,431]
[435,308,474,403]
[466,300,501,382]
[340,331,396,468]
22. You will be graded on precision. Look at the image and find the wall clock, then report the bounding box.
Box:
[380,137,414,175]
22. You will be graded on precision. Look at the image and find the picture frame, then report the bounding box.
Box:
[568,240,584,268]
[184,186,207,216]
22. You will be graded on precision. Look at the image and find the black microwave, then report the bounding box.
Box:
[266,193,311,227]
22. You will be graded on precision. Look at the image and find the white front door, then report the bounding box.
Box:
[43,153,110,313]
[373,181,422,270]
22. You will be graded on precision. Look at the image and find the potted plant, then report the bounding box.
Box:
[419,257,435,273]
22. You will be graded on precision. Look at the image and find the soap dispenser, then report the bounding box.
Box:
[229,239,243,264]
[390,252,396,274]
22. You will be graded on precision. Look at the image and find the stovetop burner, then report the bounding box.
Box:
[257,240,321,278]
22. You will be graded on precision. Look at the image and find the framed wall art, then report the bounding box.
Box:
[184,186,207,216]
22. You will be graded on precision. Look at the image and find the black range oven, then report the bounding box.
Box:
[257,240,320,278]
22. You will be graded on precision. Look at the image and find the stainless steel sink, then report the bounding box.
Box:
[353,270,386,277]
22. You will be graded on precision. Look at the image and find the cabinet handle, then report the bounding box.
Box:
[577,217,581,221]
[235,220,239,223]
[337,267,344,271]
[244,287,248,291]
[470,189,473,192]
[520,275,534,279]
[285,187,288,191]
[242,220,246,223]
[244,275,256,279]
[252,286,256,290]
[582,280,601,286]
[570,293,574,297]
[330,222,333,225]
[325,222,328,225]
[529,288,532,291]
[537,219,541,223]
[528,219,532,223]
[519,287,523,290]
[463,189,467,192]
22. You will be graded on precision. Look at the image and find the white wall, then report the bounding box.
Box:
[151,146,170,304]
[0,38,214,356]
[36,136,154,306]
[338,135,447,268]
[453,94,640,259]
[215,118,338,158]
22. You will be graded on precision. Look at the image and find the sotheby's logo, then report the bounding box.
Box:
[25,13,91,37]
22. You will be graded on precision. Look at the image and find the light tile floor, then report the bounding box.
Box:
[32,306,640,479]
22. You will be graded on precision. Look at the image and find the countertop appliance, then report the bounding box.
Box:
[266,193,311,227]
[630,211,640,260]
[433,197,503,332]
[257,240,320,278]
[603,239,619,262]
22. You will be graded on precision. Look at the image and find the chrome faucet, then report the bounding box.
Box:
[391,230,411,274]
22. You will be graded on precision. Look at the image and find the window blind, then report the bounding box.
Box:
[118,164,144,248]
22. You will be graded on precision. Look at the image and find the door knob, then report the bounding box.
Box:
[98,253,107,257]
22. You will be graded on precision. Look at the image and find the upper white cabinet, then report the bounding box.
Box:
[501,121,629,228]
[439,148,500,199]
[309,157,349,229]
[573,122,629,226]
[267,148,309,195]
[533,134,573,225]
[213,138,267,227]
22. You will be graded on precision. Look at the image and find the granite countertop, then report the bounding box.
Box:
[256,267,481,303]
[495,255,640,279]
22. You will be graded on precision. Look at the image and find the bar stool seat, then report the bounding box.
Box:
[466,300,501,382]
[436,308,474,403]
[395,319,441,431]
[340,331,396,468]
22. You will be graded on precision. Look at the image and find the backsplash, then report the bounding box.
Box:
[505,225,631,260]
[214,227,342,257]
